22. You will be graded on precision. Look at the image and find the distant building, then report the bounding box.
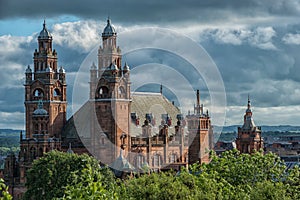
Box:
[236,97,264,153]
[214,141,236,155]
[4,19,214,198]
[265,134,300,163]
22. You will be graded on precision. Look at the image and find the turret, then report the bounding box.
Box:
[59,66,66,83]
[25,65,32,83]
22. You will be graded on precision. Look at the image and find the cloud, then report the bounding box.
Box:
[200,27,277,50]
[249,27,277,50]
[52,20,101,53]
[0,111,24,130]
[0,35,33,57]
[0,35,33,90]
[282,33,300,44]
[226,105,300,126]
[2,12,300,128]
[1,0,300,26]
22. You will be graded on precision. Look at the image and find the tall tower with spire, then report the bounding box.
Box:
[20,20,67,183]
[236,97,263,153]
[90,18,131,164]
[186,90,213,164]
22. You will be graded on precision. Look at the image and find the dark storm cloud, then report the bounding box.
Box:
[1,0,300,24]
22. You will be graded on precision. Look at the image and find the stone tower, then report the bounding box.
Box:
[90,18,131,164]
[19,20,67,183]
[186,90,213,164]
[236,97,263,153]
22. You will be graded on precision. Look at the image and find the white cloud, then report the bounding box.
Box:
[200,26,277,50]
[0,35,33,89]
[282,33,300,45]
[52,20,102,53]
[0,35,33,56]
[249,27,277,50]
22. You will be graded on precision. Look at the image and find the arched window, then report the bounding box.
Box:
[53,88,60,97]
[135,154,145,169]
[97,86,109,98]
[118,86,125,98]
[33,89,44,97]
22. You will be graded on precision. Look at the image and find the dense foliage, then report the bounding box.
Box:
[116,149,298,199]
[24,149,300,200]
[23,151,115,200]
[0,178,12,200]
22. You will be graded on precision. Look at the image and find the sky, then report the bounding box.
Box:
[1,0,300,129]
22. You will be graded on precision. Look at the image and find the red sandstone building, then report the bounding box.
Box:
[3,19,214,198]
[236,97,264,153]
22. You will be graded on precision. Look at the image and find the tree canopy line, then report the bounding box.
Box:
[1,149,300,200]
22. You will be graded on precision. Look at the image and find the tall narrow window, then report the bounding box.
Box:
[135,154,145,169]
[153,154,162,168]
[169,154,177,163]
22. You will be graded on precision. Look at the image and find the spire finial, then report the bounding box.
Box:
[247,94,251,109]
[196,90,200,106]
[160,84,163,95]
[43,19,46,29]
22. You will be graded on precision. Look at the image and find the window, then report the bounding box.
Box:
[169,154,177,163]
[34,124,38,134]
[118,86,125,98]
[33,89,44,97]
[30,147,36,160]
[153,154,162,168]
[98,86,109,98]
[135,154,145,169]
[39,147,43,157]
[53,88,60,97]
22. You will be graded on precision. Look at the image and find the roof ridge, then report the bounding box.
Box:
[131,92,162,96]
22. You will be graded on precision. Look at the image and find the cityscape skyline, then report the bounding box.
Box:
[2,1,300,129]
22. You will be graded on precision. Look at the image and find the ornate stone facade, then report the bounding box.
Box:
[236,97,264,153]
[4,19,214,198]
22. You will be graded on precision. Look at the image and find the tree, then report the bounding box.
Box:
[120,171,195,200]
[61,166,119,200]
[0,178,12,200]
[187,149,296,199]
[23,150,115,200]
[202,149,287,187]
